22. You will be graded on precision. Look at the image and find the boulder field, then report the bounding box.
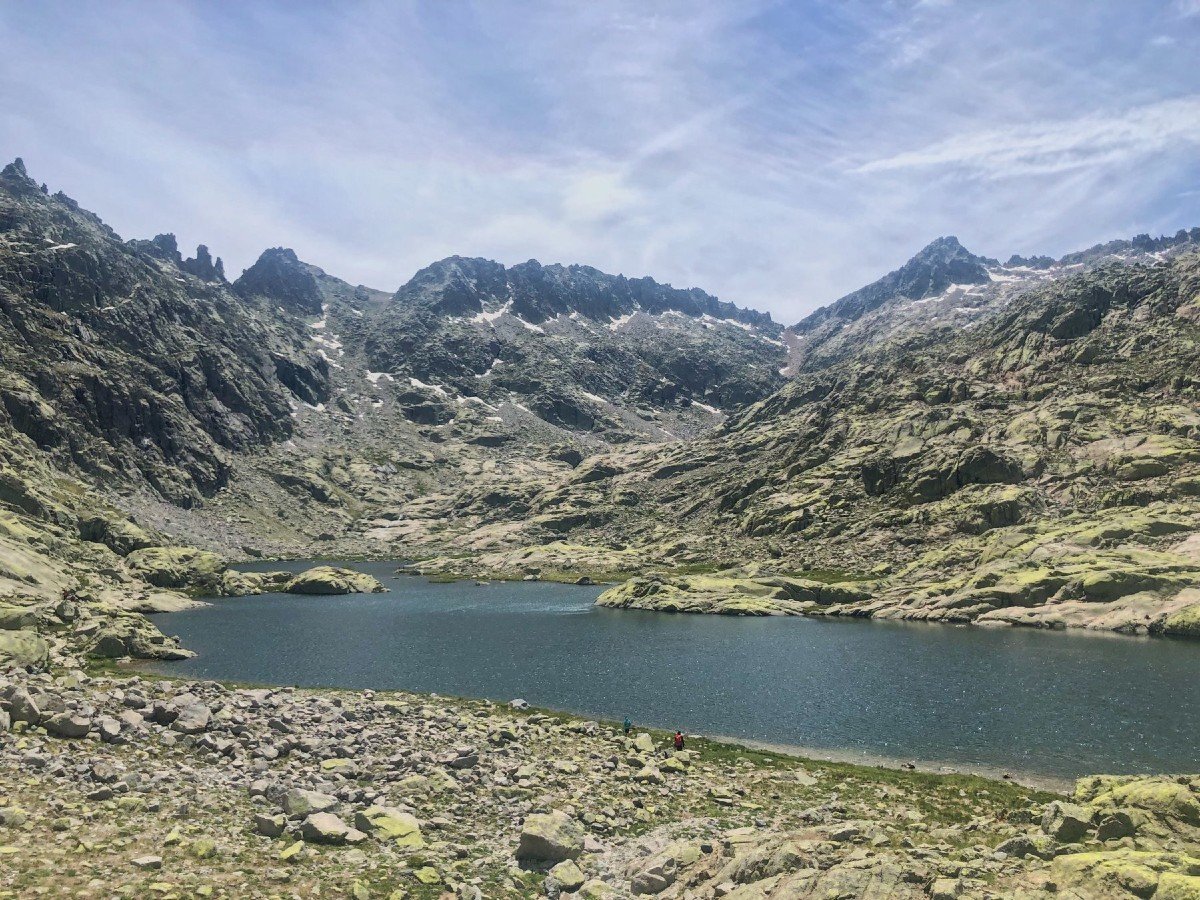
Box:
[1,659,1198,899]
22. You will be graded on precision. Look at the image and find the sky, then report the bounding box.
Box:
[1,1,1198,321]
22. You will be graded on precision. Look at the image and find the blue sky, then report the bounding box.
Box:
[2,1,1198,320]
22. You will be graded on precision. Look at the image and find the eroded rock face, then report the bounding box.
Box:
[0,160,329,507]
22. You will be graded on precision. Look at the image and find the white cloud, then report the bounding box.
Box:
[0,1,1197,322]
[856,96,1200,178]
[560,170,643,224]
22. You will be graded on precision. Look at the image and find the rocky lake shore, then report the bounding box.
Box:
[4,651,1200,900]
[2,567,1200,900]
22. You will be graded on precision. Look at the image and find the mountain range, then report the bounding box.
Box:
[1,155,1199,648]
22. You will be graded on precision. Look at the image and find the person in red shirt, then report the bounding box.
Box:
[673,731,685,751]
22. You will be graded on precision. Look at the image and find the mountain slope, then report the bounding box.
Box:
[422,240,1200,636]
[3,154,1199,640]
[0,158,329,505]
[784,229,1200,373]
[0,157,791,563]
[234,251,788,444]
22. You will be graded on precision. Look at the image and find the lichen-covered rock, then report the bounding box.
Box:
[0,631,49,669]
[1158,873,1200,900]
[1080,777,1200,829]
[284,566,386,595]
[281,789,338,819]
[597,575,799,616]
[78,515,157,556]
[547,859,586,893]
[1163,604,1200,638]
[575,880,618,899]
[0,605,41,630]
[220,569,293,597]
[1041,799,1095,843]
[125,547,227,593]
[354,805,423,848]
[87,615,194,661]
[516,811,585,863]
[1051,849,1184,899]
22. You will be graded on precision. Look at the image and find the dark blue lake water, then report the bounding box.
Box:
[146,560,1200,783]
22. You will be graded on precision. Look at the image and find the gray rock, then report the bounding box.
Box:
[516,811,585,864]
[54,598,79,623]
[6,686,41,724]
[281,788,338,818]
[1041,800,1094,844]
[299,812,350,844]
[96,716,122,742]
[631,856,679,895]
[1096,811,1136,841]
[171,704,211,735]
[118,710,145,730]
[131,855,162,870]
[547,858,587,894]
[44,711,91,739]
[0,606,40,630]
[994,834,1052,859]
[254,813,286,837]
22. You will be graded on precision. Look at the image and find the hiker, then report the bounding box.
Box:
[623,717,632,735]
[673,730,685,751]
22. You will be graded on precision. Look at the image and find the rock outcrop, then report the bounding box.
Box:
[284,566,387,595]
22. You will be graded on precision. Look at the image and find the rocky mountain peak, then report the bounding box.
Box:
[394,255,775,329]
[0,157,46,199]
[129,233,184,265]
[1,157,29,180]
[793,235,992,333]
[234,247,324,315]
[181,244,225,282]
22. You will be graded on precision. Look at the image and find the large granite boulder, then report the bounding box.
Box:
[0,631,49,670]
[516,811,585,864]
[284,566,386,595]
[87,615,193,660]
[125,547,227,593]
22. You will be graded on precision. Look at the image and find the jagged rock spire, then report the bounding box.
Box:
[181,244,226,282]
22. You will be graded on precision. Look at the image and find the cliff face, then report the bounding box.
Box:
[0,159,328,505]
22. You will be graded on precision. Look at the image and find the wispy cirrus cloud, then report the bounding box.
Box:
[857,96,1200,178]
[0,0,1196,319]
